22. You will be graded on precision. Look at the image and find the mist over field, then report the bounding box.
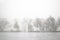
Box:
[0,0,60,40]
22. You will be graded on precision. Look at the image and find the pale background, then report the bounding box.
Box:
[0,0,57,20]
[0,0,59,31]
[0,1,60,40]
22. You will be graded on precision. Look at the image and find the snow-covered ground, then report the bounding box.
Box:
[0,32,60,40]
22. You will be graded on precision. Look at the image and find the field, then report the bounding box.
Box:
[0,32,60,40]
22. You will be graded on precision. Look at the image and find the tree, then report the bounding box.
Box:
[28,23,33,32]
[33,18,42,32]
[47,16,56,31]
[0,18,9,31]
[22,18,34,32]
[14,20,20,32]
[34,18,41,27]
[57,18,60,26]
[56,18,60,31]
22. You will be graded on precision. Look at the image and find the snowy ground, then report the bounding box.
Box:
[0,32,60,40]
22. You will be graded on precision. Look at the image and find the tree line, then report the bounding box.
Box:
[0,16,60,32]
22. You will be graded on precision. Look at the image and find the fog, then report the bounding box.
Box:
[0,0,57,20]
[0,0,60,40]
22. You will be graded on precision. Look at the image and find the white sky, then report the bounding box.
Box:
[1,0,60,23]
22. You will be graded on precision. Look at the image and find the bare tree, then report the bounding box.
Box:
[14,20,20,32]
[47,16,56,32]
[22,18,34,32]
[0,18,9,31]
[34,18,41,27]
[33,18,42,32]
[57,18,60,26]
[28,23,33,32]
[56,18,60,31]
